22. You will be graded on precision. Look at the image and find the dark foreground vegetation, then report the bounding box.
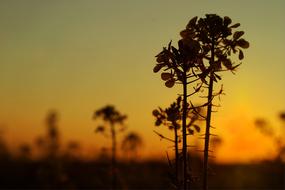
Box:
[0,157,284,189]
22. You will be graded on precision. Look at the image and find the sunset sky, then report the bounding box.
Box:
[0,0,285,163]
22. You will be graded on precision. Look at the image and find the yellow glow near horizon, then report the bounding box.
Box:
[0,1,285,163]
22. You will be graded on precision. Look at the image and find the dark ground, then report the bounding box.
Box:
[0,158,284,189]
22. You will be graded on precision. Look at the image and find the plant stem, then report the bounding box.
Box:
[182,70,188,190]
[174,125,179,186]
[203,38,215,190]
[203,75,213,190]
[111,123,117,189]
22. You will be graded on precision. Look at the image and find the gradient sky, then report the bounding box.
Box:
[0,0,285,162]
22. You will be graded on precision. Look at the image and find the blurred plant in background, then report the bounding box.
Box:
[121,132,143,162]
[255,111,285,162]
[93,105,127,189]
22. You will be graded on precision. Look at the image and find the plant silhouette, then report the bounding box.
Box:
[46,110,60,159]
[0,129,10,161]
[153,97,201,188]
[155,14,249,189]
[93,105,127,189]
[180,14,249,189]
[33,110,69,188]
[255,113,285,162]
[18,143,32,161]
[121,132,143,162]
[64,140,81,161]
[154,30,203,190]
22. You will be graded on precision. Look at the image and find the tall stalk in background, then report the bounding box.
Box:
[121,132,143,162]
[46,110,60,159]
[93,105,127,189]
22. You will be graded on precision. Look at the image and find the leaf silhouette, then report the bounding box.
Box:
[237,39,250,48]
[153,64,163,73]
[165,79,175,88]
[238,50,244,60]
[152,109,160,116]
[230,23,240,28]
[193,124,200,132]
[161,72,173,81]
[222,58,232,69]
[188,128,194,135]
[224,16,232,26]
[156,54,165,63]
[155,119,162,126]
[187,16,198,28]
[233,31,244,40]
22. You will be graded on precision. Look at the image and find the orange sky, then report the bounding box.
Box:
[0,1,285,163]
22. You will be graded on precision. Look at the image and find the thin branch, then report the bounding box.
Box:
[186,74,198,78]
[186,83,203,97]
[166,151,173,169]
[192,108,207,120]
[187,78,200,84]
[153,130,175,143]
[189,100,210,110]
[186,89,200,98]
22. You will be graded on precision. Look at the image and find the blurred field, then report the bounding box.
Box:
[0,157,284,189]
